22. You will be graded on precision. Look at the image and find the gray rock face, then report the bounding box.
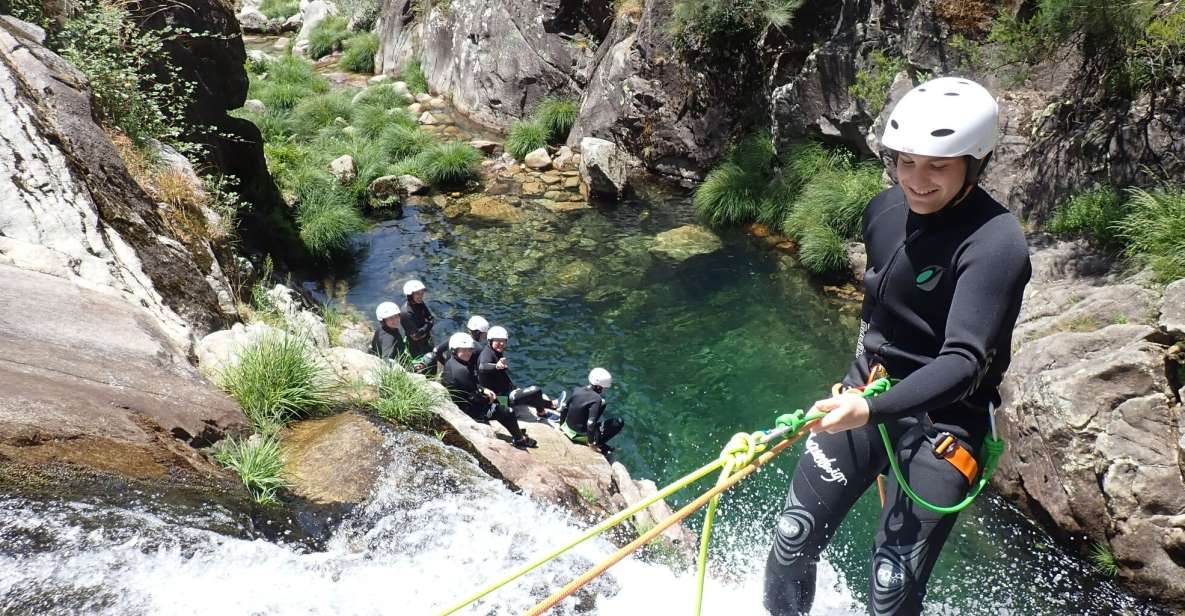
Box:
[0,19,229,347]
[0,265,248,478]
[414,0,605,127]
[994,240,1185,605]
[1161,279,1185,339]
[579,137,629,198]
[294,0,339,55]
[374,0,418,76]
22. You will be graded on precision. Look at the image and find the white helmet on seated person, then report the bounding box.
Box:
[375,302,400,321]
[449,332,476,350]
[403,279,426,296]
[588,367,612,388]
[487,326,508,340]
[467,315,490,332]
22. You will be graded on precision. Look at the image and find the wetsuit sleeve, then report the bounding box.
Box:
[587,399,605,444]
[843,195,885,388]
[866,227,1031,420]
[399,307,417,338]
[477,348,498,373]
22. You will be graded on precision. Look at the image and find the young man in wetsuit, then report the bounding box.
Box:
[416,315,489,374]
[477,326,562,419]
[400,279,435,358]
[441,332,537,449]
[559,368,624,453]
[763,77,1032,616]
[370,301,407,361]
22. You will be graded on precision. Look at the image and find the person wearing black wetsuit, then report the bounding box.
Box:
[416,315,490,374]
[476,326,514,396]
[400,279,435,357]
[559,368,624,452]
[370,301,407,361]
[764,78,1032,616]
[441,332,536,449]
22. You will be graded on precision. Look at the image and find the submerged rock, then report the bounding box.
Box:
[579,137,629,199]
[466,196,523,223]
[649,225,722,262]
[281,411,387,504]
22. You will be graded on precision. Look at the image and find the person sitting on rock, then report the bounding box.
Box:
[443,332,537,450]
[370,301,407,361]
[477,326,562,419]
[415,315,490,374]
[400,279,436,358]
[559,368,624,454]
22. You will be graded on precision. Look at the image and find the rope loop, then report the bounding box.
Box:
[719,431,766,470]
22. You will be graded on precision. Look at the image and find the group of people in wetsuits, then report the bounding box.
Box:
[370,279,624,452]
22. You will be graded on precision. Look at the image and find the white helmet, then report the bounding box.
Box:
[448,332,476,350]
[588,367,612,388]
[403,279,426,296]
[880,77,998,160]
[467,315,490,332]
[487,326,508,340]
[375,301,400,321]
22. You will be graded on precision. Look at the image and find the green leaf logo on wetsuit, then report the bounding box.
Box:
[915,265,945,291]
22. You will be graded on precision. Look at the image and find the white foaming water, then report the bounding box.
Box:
[0,431,862,616]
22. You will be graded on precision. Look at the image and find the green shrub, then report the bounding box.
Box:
[289,91,355,138]
[534,97,579,140]
[219,334,332,432]
[783,163,882,240]
[339,32,380,74]
[401,59,430,94]
[1088,541,1120,577]
[297,185,368,256]
[379,124,436,161]
[693,135,776,225]
[506,120,548,160]
[387,156,425,179]
[1046,185,1125,249]
[251,81,309,111]
[57,2,193,145]
[848,49,906,116]
[368,364,442,426]
[267,55,330,91]
[214,435,289,505]
[307,15,350,59]
[417,141,482,187]
[353,105,415,140]
[354,83,412,109]
[673,0,804,49]
[259,0,300,19]
[1116,186,1185,283]
[797,223,849,275]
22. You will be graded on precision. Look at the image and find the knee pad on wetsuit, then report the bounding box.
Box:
[770,505,816,566]
[870,542,929,616]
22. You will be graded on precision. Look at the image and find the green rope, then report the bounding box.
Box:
[860,377,1006,515]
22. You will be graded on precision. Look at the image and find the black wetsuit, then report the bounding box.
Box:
[764,185,1031,616]
[441,354,524,441]
[400,300,435,357]
[369,324,407,361]
[476,346,514,396]
[560,386,624,446]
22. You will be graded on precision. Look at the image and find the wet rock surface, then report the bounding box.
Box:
[281,411,388,504]
[649,225,722,262]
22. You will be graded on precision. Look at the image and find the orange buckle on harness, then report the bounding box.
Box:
[933,432,979,485]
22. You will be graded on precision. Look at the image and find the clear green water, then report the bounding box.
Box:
[333,184,1164,615]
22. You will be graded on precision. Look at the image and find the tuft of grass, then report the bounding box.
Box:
[219,334,333,433]
[506,120,548,161]
[576,484,601,505]
[251,81,309,112]
[1046,185,1125,249]
[307,15,350,59]
[214,435,289,506]
[368,363,442,426]
[1115,186,1185,283]
[1089,541,1120,577]
[693,134,777,225]
[416,141,482,187]
[783,163,883,240]
[289,91,356,139]
[400,59,430,94]
[339,32,380,74]
[534,97,579,141]
[259,0,300,19]
[797,223,849,275]
[267,55,330,91]
[353,105,415,140]
[354,83,412,109]
[379,124,436,161]
[296,183,368,256]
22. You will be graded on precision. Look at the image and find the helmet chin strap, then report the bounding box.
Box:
[936,151,993,213]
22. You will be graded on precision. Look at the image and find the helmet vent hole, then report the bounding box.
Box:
[890,119,899,129]
[930,128,955,137]
[944,92,960,96]
[958,80,969,84]
[918,88,927,92]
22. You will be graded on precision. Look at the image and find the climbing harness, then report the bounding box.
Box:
[437,373,1007,615]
